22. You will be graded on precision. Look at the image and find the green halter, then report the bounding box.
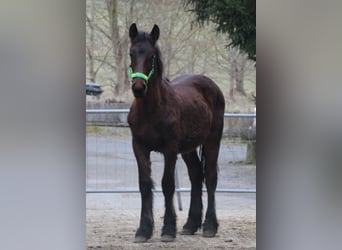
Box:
[129,56,155,83]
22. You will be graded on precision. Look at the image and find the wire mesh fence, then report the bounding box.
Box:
[86,109,256,201]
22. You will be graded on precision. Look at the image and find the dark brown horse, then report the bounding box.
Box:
[127,23,225,243]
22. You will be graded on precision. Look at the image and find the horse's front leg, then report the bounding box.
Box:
[161,152,177,242]
[132,139,154,243]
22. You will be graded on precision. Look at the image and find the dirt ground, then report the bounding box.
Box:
[87,193,256,250]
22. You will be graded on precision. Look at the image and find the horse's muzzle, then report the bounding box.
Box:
[132,81,147,98]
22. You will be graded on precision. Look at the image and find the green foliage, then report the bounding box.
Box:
[185,0,256,61]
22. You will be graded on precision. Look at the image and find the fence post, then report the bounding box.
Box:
[174,165,183,211]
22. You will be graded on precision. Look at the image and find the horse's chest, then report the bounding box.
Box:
[132,124,169,151]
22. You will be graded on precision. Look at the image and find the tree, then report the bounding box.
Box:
[227,48,248,99]
[106,0,132,97]
[86,0,112,83]
[212,35,255,102]
[86,0,255,107]
[184,0,256,61]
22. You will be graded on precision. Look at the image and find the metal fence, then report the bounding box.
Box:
[86,109,256,210]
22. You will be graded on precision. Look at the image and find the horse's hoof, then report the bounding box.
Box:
[180,228,195,235]
[134,236,148,243]
[202,230,216,238]
[161,235,175,242]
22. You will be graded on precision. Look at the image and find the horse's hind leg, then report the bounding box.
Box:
[202,138,220,237]
[181,150,203,235]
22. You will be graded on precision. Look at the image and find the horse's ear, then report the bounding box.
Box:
[149,24,160,43]
[129,23,138,41]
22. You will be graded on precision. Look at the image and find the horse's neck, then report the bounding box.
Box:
[137,78,173,113]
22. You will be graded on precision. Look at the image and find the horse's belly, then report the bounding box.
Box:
[178,119,211,153]
[178,137,204,153]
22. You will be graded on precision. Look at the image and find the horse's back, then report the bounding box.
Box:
[171,74,225,114]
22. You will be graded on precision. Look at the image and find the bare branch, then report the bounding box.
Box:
[94,46,112,75]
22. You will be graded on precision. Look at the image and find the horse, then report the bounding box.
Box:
[127,23,225,243]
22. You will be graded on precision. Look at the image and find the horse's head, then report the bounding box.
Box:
[129,23,160,98]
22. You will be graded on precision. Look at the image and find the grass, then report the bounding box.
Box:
[86,124,131,137]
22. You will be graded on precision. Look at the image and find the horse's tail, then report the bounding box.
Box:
[199,144,205,183]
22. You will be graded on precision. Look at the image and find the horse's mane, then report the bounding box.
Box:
[132,31,164,78]
[154,45,164,78]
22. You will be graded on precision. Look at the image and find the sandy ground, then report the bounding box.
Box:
[87,193,256,250]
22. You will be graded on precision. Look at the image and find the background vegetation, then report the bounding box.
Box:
[86,0,256,113]
[185,0,255,61]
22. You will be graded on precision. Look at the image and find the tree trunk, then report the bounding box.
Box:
[107,0,130,97]
[87,0,96,83]
[235,55,247,95]
[226,49,249,101]
[228,59,237,101]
